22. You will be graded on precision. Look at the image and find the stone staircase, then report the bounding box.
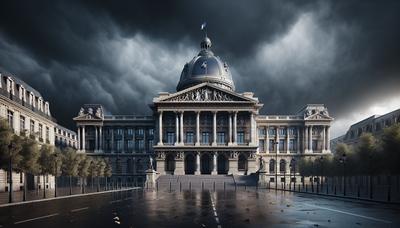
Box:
[155,174,257,191]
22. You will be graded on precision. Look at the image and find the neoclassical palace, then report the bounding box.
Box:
[74,36,333,184]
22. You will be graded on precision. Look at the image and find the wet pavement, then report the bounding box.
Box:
[0,188,400,228]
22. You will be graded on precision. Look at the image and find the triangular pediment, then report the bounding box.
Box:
[157,83,255,103]
[305,113,332,120]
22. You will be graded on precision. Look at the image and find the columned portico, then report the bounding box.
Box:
[196,111,200,146]
[158,111,163,145]
[212,111,217,146]
[233,111,237,145]
[212,152,217,175]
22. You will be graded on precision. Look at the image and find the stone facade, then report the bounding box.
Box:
[74,35,333,185]
[0,70,75,192]
[330,109,400,152]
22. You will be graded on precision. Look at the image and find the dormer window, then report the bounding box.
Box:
[6,77,14,95]
[29,92,35,107]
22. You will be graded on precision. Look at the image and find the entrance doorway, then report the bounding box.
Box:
[217,154,228,174]
[201,153,212,174]
[165,153,175,174]
[185,153,195,174]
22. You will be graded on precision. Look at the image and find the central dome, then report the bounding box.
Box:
[176,36,235,91]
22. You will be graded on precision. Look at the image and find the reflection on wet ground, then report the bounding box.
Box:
[1,188,400,228]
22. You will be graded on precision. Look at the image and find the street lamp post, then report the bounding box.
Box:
[319,156,324,192]
[54,153,58,198]
[289,163,292,191]
[8,143,14,204]
[339,153,347,196]
[274,141,279,191]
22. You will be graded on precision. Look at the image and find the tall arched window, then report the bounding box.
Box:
[126,159,132,173]
[269,159,275,173]
[290,159,296,173]
[238,154,247,171]
[280,159,286,173]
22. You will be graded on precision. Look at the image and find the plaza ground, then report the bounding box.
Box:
[0,186,399,227]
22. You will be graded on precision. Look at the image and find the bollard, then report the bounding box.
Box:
[180,182,182,192]
[213,182,215,192]
[169,182,171,192]
[334,185,337,195]
[189,182,192,191]
[305,184,308,192]
[156,181,159,191]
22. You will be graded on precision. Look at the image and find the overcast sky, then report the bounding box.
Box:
[0,0,399,137]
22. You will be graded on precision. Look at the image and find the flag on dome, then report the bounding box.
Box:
[201,22,207,30]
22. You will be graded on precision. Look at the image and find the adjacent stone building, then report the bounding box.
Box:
[75,35,333,185]
[330,109,400,152]
[0,69,76,192]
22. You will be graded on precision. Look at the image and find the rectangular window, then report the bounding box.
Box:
[39,124,43,141]
[149,129,154,136]
[268,128,276,135]
[237,132,245,144]
[137,128,144,136]
[138,139,144,150]
[289,139,295,151]
[269,139,275,151]
[20,115,25,133]
[279,128,286,136]
[167,132,175,144]
[116,140,123,152]
[127,128,134,135]
[258,128,266,136]
[106,140,111,151]
[312,140,318,151]
[46,127,50,142]
[289,127,296,135]
[127,140,134,150]
[279,139,285,151]
[259,139,265,152]
[201,132,210,144]
[7,110,13,129]
[116,128,123,135]
[30,120,35,136]
[148,140,153,150]
[186,132,194,144]
[217,132,225,144]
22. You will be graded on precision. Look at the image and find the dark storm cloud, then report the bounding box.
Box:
[0,0,399,137]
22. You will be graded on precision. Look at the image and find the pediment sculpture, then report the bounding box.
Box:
[167,87,243,102]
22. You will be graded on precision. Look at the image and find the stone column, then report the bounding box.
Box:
[296,127,300,153]
[95,126,98,152]
[195,152,200,175]
[99,126,103,151]
[180,112,184,144]
[276,126,280,154]
[111,128,114,153]
[82,126,86,151]
[158,111,163,145]
[266,126,269,154]
[309,126,313,152]
[212,111,217,146]
[212,152,217,175]
[121,127,125,153]
[175,112,179,145]
[286,126,290,154]
[77,126,81,150]
[303,126,307,153]
[196,111,200,146]
[326,126,330,151]
[322,126,326,152]
[233,111,238,144]
[228,113,233,145]
[250,111,255,145]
